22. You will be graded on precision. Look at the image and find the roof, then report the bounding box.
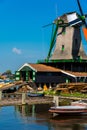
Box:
[18,63,61,72]
[66,71,87,77]
[18,63,87,77]
[54,12,77,24]
[62,70,87,77]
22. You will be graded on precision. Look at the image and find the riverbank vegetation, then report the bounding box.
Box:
[44,89,87,99]
[60,92,87,98]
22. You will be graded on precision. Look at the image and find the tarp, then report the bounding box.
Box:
[82,28,87,41]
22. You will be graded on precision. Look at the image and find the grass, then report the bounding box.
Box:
[44,90,56,95]
[57,92,87,98]
[44,89,87,99]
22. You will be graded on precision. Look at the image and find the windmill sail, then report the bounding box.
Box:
[82,28,87,41]
[76,0,87,41]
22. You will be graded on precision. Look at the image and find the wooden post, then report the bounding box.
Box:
[0,91,2,100]
[22,93,26,105]
[32,104,35,117]
[22,105,26,115]
[53,96,59,107]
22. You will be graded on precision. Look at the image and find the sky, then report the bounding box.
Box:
[0,0,87,73]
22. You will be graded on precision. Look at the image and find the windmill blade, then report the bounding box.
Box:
[82,28,87,41]
[85,14,87,17]
[42,22,68,28]
[81,26,87,52]
[77,0,84,16]
[57,27,66,36]
[42,23,54,28]
[47,22,59,59]
[77,0,87,28]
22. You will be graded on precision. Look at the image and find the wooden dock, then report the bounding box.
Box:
[0,94,87,107]
[0,81,53,106]
[0,94,53,106]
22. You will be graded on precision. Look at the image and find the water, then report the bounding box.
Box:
[0,104,87,130]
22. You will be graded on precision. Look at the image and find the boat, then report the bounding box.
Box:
[27,92,44,97]
[71,100,87,107]
[49,105,87,115]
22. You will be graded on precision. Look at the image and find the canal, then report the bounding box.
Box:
[0,104,87,130]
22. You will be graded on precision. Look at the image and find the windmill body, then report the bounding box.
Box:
[51,12,87,60]
[38,0,87,73]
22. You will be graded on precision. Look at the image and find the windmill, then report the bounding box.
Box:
[46,0,87,61]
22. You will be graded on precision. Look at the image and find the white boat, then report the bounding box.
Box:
[49,105,87,114]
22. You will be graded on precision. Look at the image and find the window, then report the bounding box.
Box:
[62,45,64,51]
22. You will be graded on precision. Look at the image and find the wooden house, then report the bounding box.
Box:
[15,63,87,88]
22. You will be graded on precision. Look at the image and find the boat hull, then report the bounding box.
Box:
[49,106,87,114]
[28,93,44,97]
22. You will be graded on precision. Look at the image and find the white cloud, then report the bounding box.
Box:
[12,47,22,54]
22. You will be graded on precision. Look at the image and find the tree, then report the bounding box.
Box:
[6,70,12,75]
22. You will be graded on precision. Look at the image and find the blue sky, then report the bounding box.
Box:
[0,0,87,73]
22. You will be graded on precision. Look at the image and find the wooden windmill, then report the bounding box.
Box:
[47,0,87,61]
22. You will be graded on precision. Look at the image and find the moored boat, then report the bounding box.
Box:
[27,92,44,97]
[49,105,87,114]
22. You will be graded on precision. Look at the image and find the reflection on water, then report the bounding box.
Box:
[0,104,87,129]
[50,115,86,130]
